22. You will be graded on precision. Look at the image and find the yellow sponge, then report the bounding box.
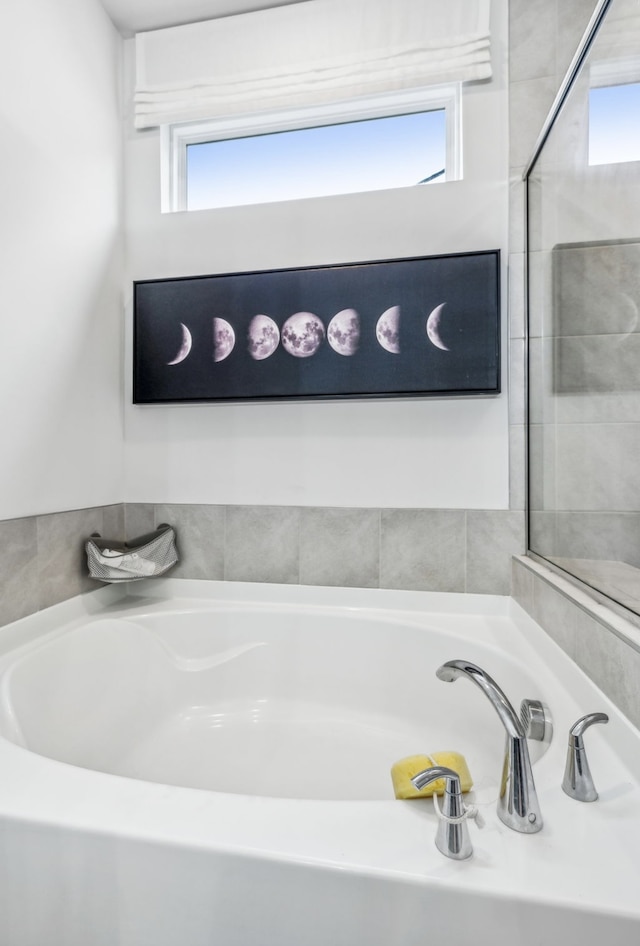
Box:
[391,752,473,799]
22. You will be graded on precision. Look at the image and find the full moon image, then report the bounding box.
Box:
[166,323,192,365]
[327,309,360,356]
[376,306,400,353]
[426,302,450,351]
[281,312,325,358]
[247,314,280,360]
[213,317,236,362]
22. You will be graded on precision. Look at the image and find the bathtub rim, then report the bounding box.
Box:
[0,579,639,924]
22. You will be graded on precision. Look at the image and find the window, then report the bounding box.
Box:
[162,86,461,213]
[589,82,640,165]
[589,61,640,166]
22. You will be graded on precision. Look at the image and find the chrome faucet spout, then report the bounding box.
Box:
[437,659,543,834]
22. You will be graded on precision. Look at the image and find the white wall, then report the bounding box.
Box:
[0,0,123,521]
[123,0,509,509]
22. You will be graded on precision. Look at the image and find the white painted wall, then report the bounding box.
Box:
[123,0,510,509]
[0,0,123,521]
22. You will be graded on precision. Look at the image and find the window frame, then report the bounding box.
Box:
[160,84,462,213]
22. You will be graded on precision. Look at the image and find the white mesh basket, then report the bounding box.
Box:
[86,524,178,583]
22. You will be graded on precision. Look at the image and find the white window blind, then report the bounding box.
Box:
[134,0,492,130]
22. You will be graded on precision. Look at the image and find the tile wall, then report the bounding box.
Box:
[0,505,124,628]
[128,503,524,595]
[507,0,598,513]
[528,228,640,567]
[0,503,524,630]
[512,554,640,729]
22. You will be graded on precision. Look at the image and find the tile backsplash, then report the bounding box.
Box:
[0,504,125,627]
[0,503,525,629]
[512,554,640,730]
[128,503,524,595]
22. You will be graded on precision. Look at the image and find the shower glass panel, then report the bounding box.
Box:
[526,0,640,616]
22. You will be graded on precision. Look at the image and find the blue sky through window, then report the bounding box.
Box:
[186,109,447,211]
[589,82,640,165]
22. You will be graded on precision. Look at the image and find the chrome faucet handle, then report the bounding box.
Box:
[411,766,473,860]
[562,712,609,802]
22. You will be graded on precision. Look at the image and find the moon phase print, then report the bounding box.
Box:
[133,251,500,403]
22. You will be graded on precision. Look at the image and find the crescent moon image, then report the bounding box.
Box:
[213,317,236,362]
[426,303,449,351]
[328,309,360,356]
[376,306,400,354]
[166,323,192,365]
[247,314,280,360]
[281,312,325,358]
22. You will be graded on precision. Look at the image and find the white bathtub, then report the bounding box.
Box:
[0,579,638,946]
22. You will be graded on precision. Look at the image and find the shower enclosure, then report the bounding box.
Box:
[526,0,640,617]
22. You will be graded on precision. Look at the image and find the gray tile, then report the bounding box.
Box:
[509,338,526,426]
[466,510,525,595]
[544,68,589,169]
[102,504,125,543]
[509,171,526,258]
[380,509,465,592]
[508,252,525,340]
[0,517,39,627]
[555,424,640,512]
[509,424,526,511]
[125,503,155,540]
[527,250,554,339]
[509,0,557,83]
[509,76,558,168]
[553,241,640,338]
[525,174,545,256]
[529,511,558,559]
[511,557,535,615]
[556,389,640,425]
[549,557,640,614]
[37,507,104,608]
[574,615,640,729]
[531,575,579,659]
[555,512,640,570]
[528,336,556,426]
[155,503,224,580]
[554,334,640,395]
[225,505,300,584]
[299,507,379,588]
[528,423,556,512]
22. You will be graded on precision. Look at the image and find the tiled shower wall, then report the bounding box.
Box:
[0,503,524,630]
[507,0,598,511]
[513,555,640,729]
[508,0,640,732]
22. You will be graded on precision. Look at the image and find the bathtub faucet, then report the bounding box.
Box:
[437,659,543,834]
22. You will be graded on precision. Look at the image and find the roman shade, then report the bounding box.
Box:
[134,0,492,129]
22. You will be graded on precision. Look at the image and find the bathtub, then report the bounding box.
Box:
[0,579,638,946]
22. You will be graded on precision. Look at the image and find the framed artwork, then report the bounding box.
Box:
[133,251,500,403]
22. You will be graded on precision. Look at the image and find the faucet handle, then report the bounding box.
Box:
[562,713,609,802]
[411,766,473,860]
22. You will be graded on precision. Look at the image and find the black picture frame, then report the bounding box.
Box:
[133,251,500,404]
